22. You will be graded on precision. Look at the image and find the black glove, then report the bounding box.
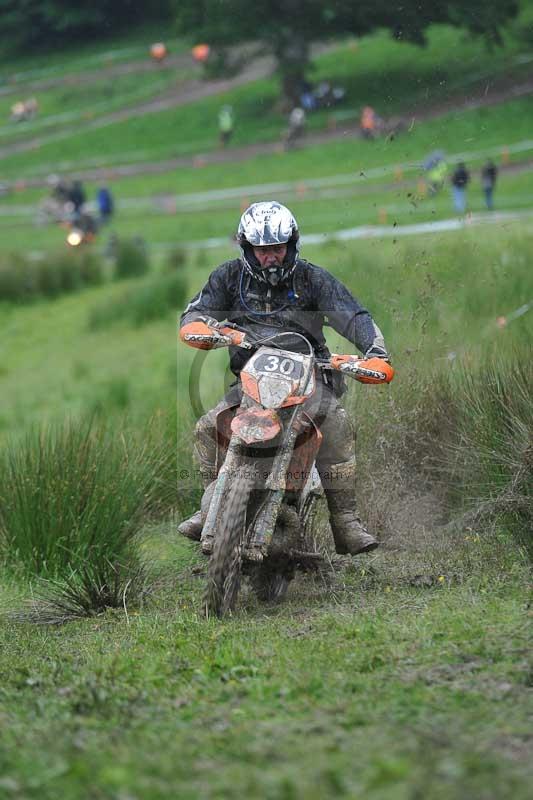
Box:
[364,345,391,362]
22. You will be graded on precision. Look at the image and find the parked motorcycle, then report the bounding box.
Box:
[181,322,394,617]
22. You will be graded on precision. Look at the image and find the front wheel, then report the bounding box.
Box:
[203,465,254,618]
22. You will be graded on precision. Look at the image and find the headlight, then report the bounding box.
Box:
[67,230,83,247]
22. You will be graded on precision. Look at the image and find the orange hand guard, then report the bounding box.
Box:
[179,321,247,350]
[219,326,247,347]
[330,355,394,384]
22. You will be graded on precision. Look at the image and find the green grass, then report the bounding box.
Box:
[314,25,529,116]
[0,69,194,148]
[4,87,533,184]
[81,169,533,244]
[0,279,179,436]
[0,533,530,798]
[0,118,531,258]
[88,270,188,330]
[0,247,104,302]
[0,21,531,263]
[0,29,187,78]
[444,357,532,555]
[1,223,531,437]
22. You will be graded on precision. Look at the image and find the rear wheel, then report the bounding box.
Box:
[203,465,254,618]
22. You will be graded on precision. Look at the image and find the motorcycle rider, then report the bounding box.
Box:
[178,201,391,557]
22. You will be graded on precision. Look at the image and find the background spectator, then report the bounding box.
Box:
[360,105,376,139]
[97,186,114,224]
[218,105,234,147]
[451,162,470,214]
[481,159,498,211]
[284,106,306,150]
[68,180,86,222]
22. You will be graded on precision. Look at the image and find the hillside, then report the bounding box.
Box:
[0,22,531,800]
[0,24,531,259]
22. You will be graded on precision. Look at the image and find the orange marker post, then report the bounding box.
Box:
[192,44,210,64]
[150,43,167,62]
[417,179,427,198]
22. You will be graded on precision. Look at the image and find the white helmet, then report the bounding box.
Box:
[237,201,300,286]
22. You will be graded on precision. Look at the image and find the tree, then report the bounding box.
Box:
[0,0,174,50]
[175,0,519,106]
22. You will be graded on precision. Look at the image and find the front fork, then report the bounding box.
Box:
[200,436,242,544]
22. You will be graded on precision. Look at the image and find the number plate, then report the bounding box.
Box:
[254,353,303,379]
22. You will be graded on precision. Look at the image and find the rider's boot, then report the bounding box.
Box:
[178,411,218,545]
[177,511,203,541]
[319,458,379,555]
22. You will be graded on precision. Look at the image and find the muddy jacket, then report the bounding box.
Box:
[180,258,387,393]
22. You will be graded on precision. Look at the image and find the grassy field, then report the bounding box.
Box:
[0,110,532,255]
[0,69,194,147]
[1,223,531,437]
[0,21,532,800]
[0,533,530,799]
[0,243,531,796]
[0,97,531,261]
[2,81,532,184]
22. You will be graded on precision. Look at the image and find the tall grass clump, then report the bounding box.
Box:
[444,352,532,558]
[164,246,187,272]
[176,413,203,520]
[88,270,188,330]
[0,249,104,303]
[113,237,150,280]
[352,349,532,558]
[0,418,176,616]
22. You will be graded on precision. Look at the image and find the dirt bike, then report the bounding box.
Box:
[66,212,98,247]
[181,322,394,618]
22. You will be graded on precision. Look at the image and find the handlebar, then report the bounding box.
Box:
[180,321,394,384]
